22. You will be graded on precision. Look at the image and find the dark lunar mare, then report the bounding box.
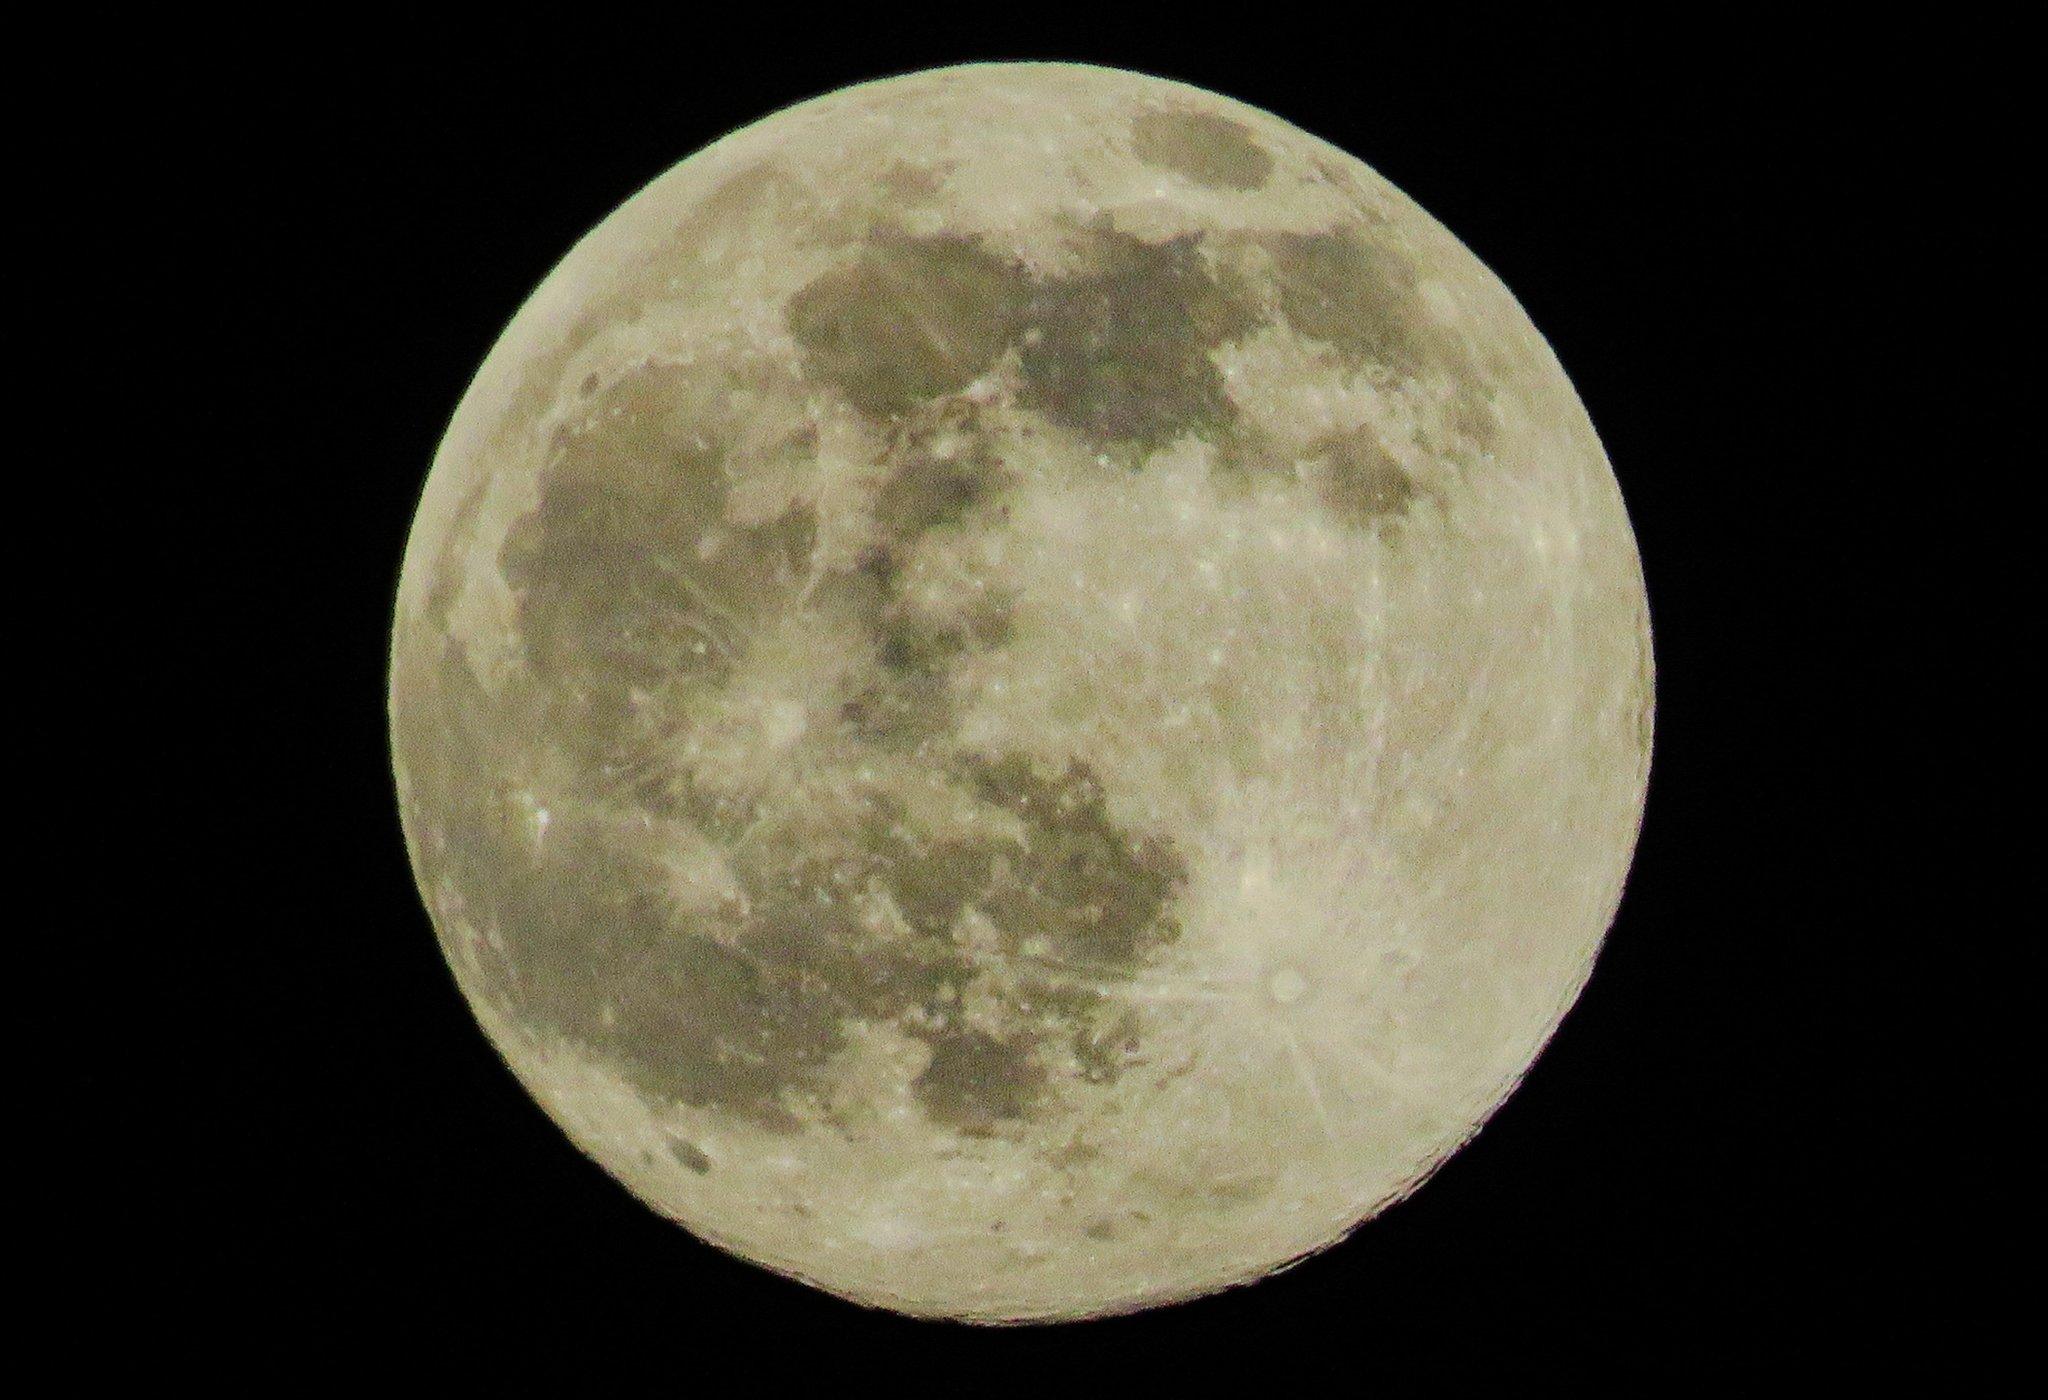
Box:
[399,354,1188,1137]
[786,218,1490,464]
[1129,108,1276,191]
[1259,226,1499,450]
[1016,229,1263,451]
[398,211,1478,1139]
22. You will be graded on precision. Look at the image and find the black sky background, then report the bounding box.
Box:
[73,11,2002,1382]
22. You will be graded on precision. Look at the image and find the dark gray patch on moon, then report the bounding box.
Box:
[668,1139,713,1173]
[398,348,1190,1136]
[830,563,960,752]
[1017,230,1260,451]
[1265,226,1429,374]
[1305,429,1419,525]
[1262,225,1497,448]
[871,399,1011,538]
[789,223,1263,454]
[499,361,817,726]
[878,161,949,201]
[402,174,1522,1150]
[698,754,1187,1133]
[917,1028,1048,1134]
[964,753,1186,967]
[787,232,1027,417]
[1073,1007,1144,1085]
[828,399,1019,753]
[1210,425,1421,532]
[1131,108,1275,191]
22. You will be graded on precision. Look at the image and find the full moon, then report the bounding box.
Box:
[391,63,1652,1321]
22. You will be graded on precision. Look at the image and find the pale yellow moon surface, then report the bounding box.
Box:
[390,62,1653,1322]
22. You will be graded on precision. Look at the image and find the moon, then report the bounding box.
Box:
[390,62,1652,1322]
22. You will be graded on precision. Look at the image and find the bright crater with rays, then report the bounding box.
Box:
[390,62,1653,1322]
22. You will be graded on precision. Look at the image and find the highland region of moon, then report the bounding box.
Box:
[390,62,1652,1322]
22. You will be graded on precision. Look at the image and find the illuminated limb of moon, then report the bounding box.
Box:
[391,62,1652,1321]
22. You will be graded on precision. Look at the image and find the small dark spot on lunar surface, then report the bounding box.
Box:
[878,457,982,537]
[1074,1008,1144,1084]
[872,401,1007,537]
[1131,108,1274,191]
[1207,1175,1275,1206]
[1308,430,1418,525]
[668,1139,713,1173]
[916,1028,1047,1133]
[878,161,948,200]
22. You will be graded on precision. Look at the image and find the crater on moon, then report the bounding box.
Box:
[390,62,1652,1323]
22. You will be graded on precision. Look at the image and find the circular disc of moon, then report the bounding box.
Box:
[390,62,1652,1322]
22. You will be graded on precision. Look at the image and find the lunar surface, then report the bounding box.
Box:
[390,62,1652,1321]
